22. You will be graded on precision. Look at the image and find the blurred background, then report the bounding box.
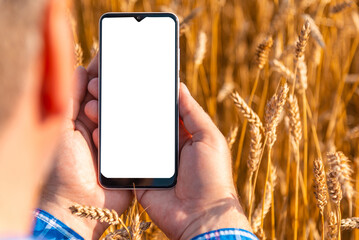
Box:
[71,0,359,239]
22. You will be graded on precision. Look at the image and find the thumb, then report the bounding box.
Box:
[179,83,219,141]
[66,66,88,120]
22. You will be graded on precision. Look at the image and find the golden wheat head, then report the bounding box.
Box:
[264,82,289,148]
[327,151,354,202]
[341,217,359,231]
[285,95,302,148]
[313,158,328,215]
[327,170,343,206]
[231,91,264,132]
[295,20,311,60]
[256,36,273,69]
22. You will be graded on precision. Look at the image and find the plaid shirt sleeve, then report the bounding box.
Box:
[32,209,83,240]
[32,209,257,240]
[191,228,258,240]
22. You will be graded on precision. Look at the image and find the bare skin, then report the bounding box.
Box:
[39,55,132,240]
[85,76,252,239]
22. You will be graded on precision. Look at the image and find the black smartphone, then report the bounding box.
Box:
[99,12,179,189]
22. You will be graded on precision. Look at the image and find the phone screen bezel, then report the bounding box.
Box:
[98,12,179,189]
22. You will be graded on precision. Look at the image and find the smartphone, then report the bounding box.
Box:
[99,13,179,189]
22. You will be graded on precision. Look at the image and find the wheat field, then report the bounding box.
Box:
[70,0,359,239]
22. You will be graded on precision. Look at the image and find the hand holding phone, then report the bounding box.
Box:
[39,59,133,240]
[135,83,253,239]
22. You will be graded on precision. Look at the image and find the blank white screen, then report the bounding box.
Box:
[101,16,176,178]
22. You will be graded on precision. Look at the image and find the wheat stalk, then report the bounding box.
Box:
[179,7,203,34]
[131,214,142,240]
[74,43,83,67]
[264,82,289,148]
[296,56,308,93]
[256,36,273,69]
[104,222,151,240]
[327,151,354,215]
[270,59,295,81]
[295,20,311,61]
[312,42,322,66]
[313,158,328,216]
[328,211,338,240]
[302,14,325,48]
[231,91,264,132]
[248,123,262,175]
[327,170,343,206]
[341,217,359,230]
[194,31,207,66]
[330,1,354,14]
[285,95,302,148]
[217,81,235,102]
[327,169,342,239]
[69,204,123,225]
[247,122,263,207]
[226,125,239,150]
[270,1,292,35]
[251,167,277,234]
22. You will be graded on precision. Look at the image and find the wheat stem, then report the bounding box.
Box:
[249,135,268,222]
[271,164,275,240]
[322,214,325,240]
[294,147,300,240]
[234,70,261,186]
[261,147,272,229]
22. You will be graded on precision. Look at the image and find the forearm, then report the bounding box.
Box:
[180,202,253,240]
[39,195,107,240]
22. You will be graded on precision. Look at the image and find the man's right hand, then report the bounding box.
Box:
[85,82,252,240]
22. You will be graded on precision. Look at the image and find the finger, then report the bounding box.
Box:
[87,53,98,79]
[84,100,98,123]
[93,128,99,148]
[69,66,88,120]
[88,77,99,99]
[179,83,218,141]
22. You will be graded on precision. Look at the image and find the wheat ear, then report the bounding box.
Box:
[264,82,289,148]
[327,151,354,215]
[296,56,308,93]
[256,36,273,69]
[328,211,338,240]
[302,14,325,48]
[285,95,302,148]
[327,169,343,239]
[226,125,239,150]
[194,31,207,66]
[313,158,328,215]
[295,20,311,60]
[331,1,354,14]
[341,217,359,231]
[327,170,343,206]
[104,222,151,240]
[270,59,295,81]
[248,123,262,175]
[231,91,264,132]
[74,43,83,67]
[70,204,122,225]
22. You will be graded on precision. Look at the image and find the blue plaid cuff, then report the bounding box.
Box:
[32,209,83,240]
[191,228,258,240]
[32,209,257,240]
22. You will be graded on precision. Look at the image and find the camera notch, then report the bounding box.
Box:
[135,15,145,22]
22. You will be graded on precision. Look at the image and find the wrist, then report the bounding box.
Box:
[39,195,107,240]
[179,199,252,240]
